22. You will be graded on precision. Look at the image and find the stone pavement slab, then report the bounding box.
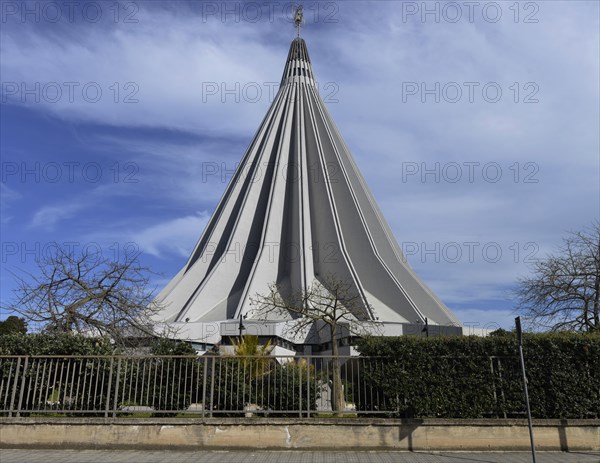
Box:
[0,450,599,463]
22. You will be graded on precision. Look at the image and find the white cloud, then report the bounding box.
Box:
[0,184,22,224]
[30,201,85,230]
[133,212,210,258]
[0,7,280,134]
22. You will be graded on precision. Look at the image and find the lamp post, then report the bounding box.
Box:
[515,316,536,463]
[238,312,245,337]
[421,317,429,337]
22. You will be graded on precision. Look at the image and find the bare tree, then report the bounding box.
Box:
[251,274,379,413]
[3,245,168,344]
[516,220,600,332]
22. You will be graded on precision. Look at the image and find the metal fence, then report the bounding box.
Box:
[0,355,391,417]
[0,354,527,418]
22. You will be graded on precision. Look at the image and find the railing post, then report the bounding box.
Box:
[209,356,216,418]
[105,358,114,418]
[16,357,29,417]
[201,357,208,418]
[515,316,537,463]
[113,358,122,418]
[306,356,311,418]
[298,357,303,418]
[8,357,22,418]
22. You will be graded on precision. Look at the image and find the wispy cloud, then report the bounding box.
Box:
[0,184,22,224]
[133,212,210,258]
[30,201,85,230]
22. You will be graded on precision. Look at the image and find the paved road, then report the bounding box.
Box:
[1,450,599,463]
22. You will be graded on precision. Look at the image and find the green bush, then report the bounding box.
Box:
[259,360,322,415]
[0,334,115,415]
[208,357,253,414]
[205,358,323,416]
[149,339,197,416]
[356,333,600,419]
[0,333,114,355]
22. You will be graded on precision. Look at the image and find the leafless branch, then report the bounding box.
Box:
[2,244,171,345]
[516,220,600,333]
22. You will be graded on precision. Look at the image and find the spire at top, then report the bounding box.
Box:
[281,36,313,85]
[294,5,304,38]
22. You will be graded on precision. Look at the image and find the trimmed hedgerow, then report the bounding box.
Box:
[0,333,114,356]
[356,333,600,419]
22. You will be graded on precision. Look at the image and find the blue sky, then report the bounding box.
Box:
[1,1,599,331]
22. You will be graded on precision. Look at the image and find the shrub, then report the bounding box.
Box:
[356,333,600,419]
[259,360,322,415]
[0,333,114,355]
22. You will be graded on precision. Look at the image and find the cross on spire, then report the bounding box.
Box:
[294,5,304,38]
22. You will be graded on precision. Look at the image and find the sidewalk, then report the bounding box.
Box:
[1,450,599,463]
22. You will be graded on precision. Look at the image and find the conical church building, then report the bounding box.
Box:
[154,33,463,353]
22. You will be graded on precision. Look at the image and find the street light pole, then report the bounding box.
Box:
[515,316,537,463]
[238,312,245,338]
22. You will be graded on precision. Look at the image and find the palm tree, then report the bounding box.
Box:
[230,335,273,378]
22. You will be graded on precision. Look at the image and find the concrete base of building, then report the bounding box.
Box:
[1,418,598,451]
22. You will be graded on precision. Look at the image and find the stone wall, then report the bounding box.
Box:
[1,418,598,451]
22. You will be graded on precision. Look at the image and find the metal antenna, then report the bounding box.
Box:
[294,5,304,38]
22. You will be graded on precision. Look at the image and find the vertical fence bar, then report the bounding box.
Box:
[201,357,208,418]
[105,358,114,418]
[48,359,60,411]
[61,359,71,409]
[183,358,189,413]
[92,359,100,412]
[26,359,40,413]
[152,359,158,411]
[16,357,28,417]
[142,359,149,409]
[56,359,65,411]
[356,357,362,413]
[307,356,312,416]
[73,359,82,412]
[0,360,6,405]
[8,357,22,417]
[38,360,48,411]
[169,358,175,413]
[79,358,88,411]
[241,358,247,413]
[209,356,216,417]
[0,359,10,408]
[113,358,122,418]
[298,357,303,418]
[68,358,76,411]
[134,359,140,408]
[158,359,165,412]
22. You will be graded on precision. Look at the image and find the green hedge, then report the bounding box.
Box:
[0,335,322,416]
[356,333,600,419]
[0,335,115,415]
[0,333,114,356]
